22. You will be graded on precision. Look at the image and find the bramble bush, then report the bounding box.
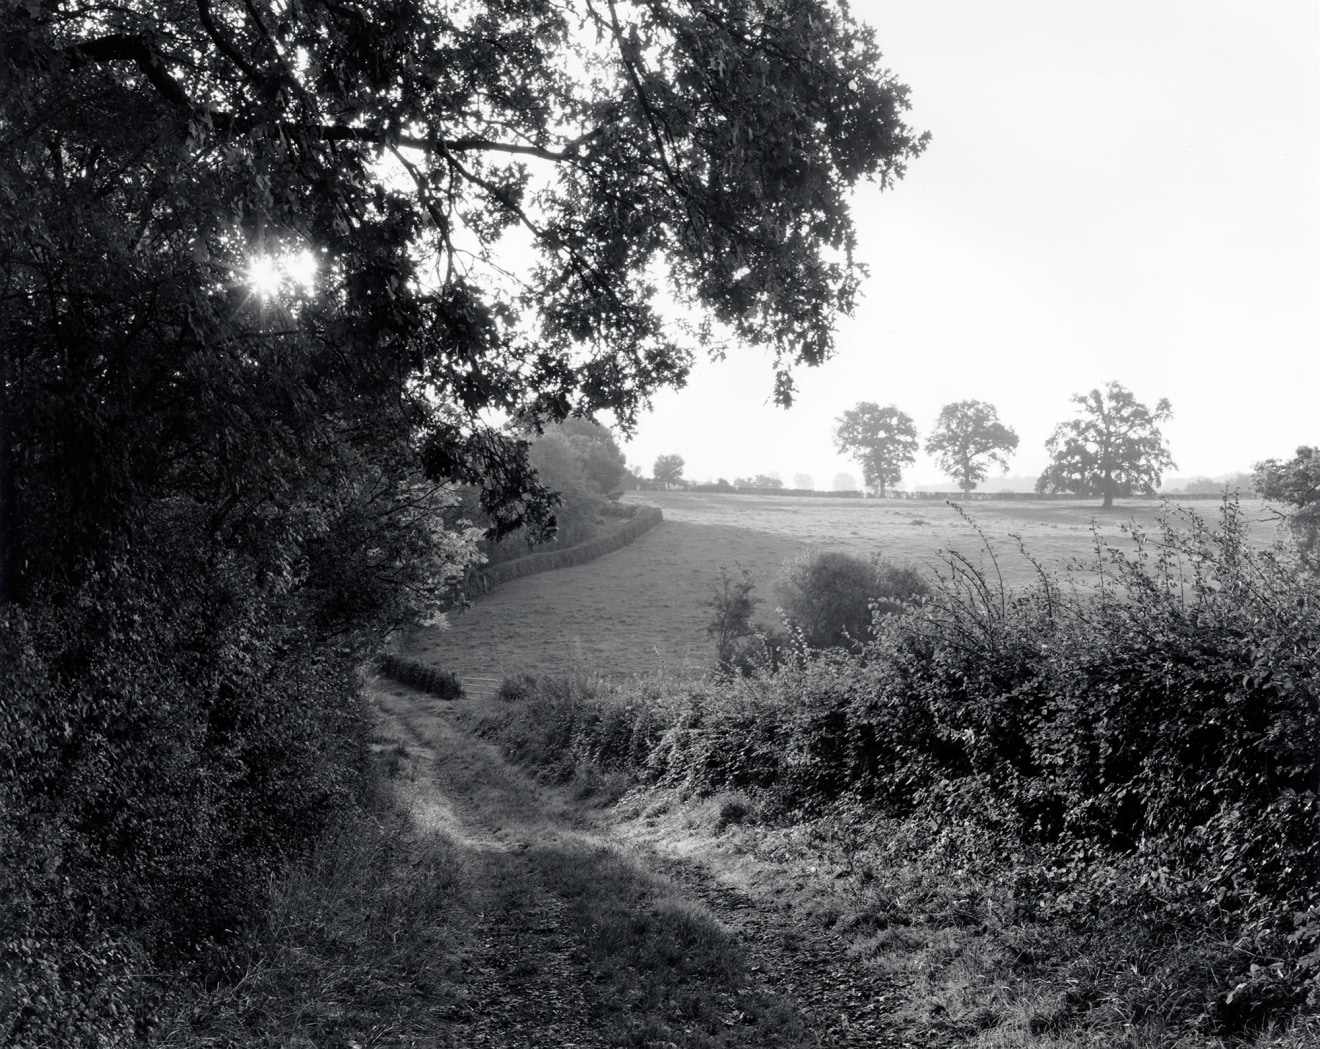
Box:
[481,499,1319,1031]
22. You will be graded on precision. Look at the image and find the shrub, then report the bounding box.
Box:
[704,563,759,666]
[776,549,928,649]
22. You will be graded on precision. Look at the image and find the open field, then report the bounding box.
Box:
[410,492,1284,687]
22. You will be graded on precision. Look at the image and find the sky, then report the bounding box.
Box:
[621,0,1320,490]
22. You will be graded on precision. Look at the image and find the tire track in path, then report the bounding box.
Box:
[371,680,921,1048]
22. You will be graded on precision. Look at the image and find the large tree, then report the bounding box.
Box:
[653,454,687,487]
[0,0,927,1014]
[1036,382,1175,508]
[834,402,918,496]
[1254,446,1320,569]
[926,400,1019,495]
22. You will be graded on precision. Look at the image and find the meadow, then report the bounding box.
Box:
[412,491,1282,687]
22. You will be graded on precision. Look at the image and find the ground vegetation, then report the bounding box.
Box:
[478,499,1320,1041]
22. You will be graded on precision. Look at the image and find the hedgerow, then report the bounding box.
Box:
[1,538,373,1046]
[377,655,466,699]
[469,506,663,593]
[479,499,1320,1032]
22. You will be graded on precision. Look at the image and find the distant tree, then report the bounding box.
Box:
[1174,474,1252,495]
[1036,382,1175,508]
[832,472,859,492]
[792,473,815,491]
[735,473,784,489]
[1254,446,1320,568]
[653,454,686,488]
[834,403,918,496]
[925,400,1019,495]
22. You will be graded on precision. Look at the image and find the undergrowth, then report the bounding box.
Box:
[476,498,1320,1044]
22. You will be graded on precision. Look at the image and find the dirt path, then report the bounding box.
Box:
[372,679,921,1049]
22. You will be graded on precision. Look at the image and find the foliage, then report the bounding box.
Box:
[1036,382,1175,507]
[2,0,925,1021]
[557,418,630,501]
[471,506,663,592]
[792,474,814,491]
[704,563,765,669]
[1176,473,1254,495]
[925,399,1019,495]
[833,403,918,495]
[775,550,928,650]
[653,454,687,487]
[832,472,859,491]
[1254,446,1320,570]
[481,499,1320,1032]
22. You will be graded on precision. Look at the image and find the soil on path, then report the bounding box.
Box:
[372,679,922,1049]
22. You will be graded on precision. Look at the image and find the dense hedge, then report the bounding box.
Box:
[478,500,1320,1031]
[1,548,372,1046]
[469,506,662,592]
[376,655,465,699]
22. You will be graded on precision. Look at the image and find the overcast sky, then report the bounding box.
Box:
[621,0,1319,489]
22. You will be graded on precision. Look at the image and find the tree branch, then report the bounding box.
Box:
[196,0,266,85]
[63,35,602,162]
[64,34,192,108]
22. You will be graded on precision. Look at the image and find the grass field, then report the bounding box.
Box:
[409,491,1283,687]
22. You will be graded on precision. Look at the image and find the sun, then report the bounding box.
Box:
[246,255,286,298]
[245,248,318,299]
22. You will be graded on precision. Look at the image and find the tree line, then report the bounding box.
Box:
[650,381,1180,503]
[834,381,1174,505]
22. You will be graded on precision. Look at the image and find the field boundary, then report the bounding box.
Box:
[468,505,663,594]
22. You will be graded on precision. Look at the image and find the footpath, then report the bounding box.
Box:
[370,678,924,1048]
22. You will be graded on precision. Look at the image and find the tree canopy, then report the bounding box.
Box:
[653,453,687,487]
[925,400,1018,495]
[0,0,927,1024]
[2,0,927,603]
[834,402,918,496]
[1036,382,1174,508]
